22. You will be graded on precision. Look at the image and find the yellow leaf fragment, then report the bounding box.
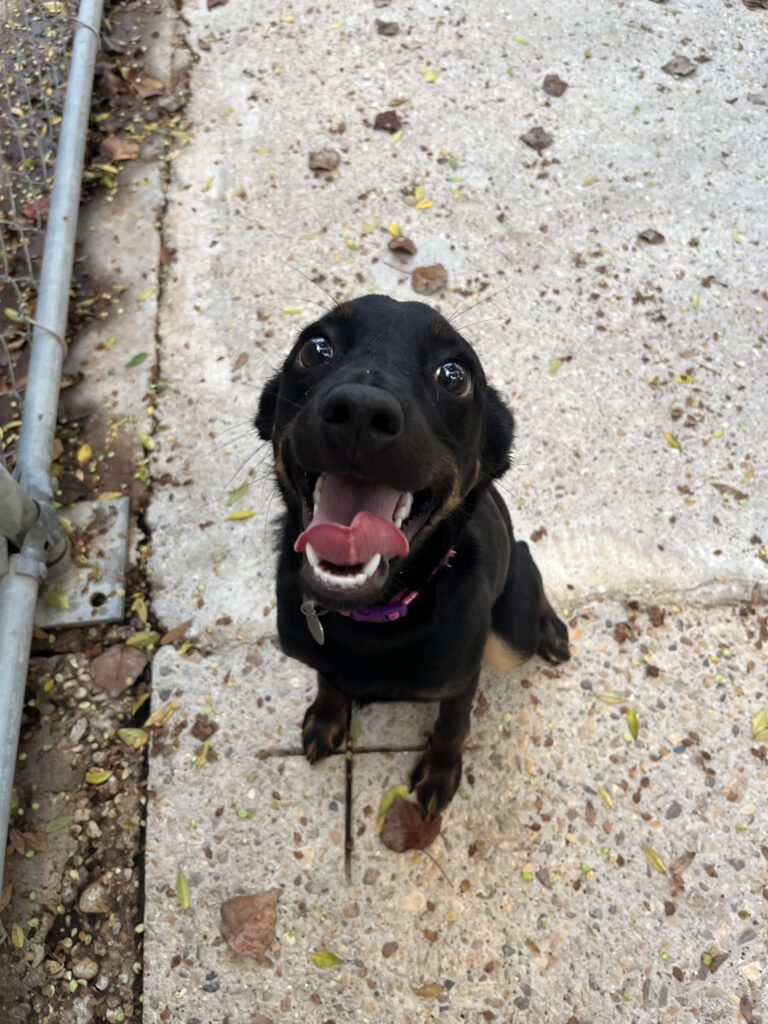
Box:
[11,923,24,948]
[311,950,343,967]
[388,221,401,236]
[596,691,624,704]
[76,444,92,465]
[376,783,409,832]
[642,844,668,875]
[145,699,177,728]
[597,783,612,808]
[627,708,639,740]
[176,869,190,910]
[664,431,682,452]
[137,285,156,303]
[86,769,112,785]
[414,199,434,209]
[227,509,256,521]
[117,728,149,748]
[751,709,768,740]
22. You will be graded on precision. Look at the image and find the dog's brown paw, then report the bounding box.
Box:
[302,703,347,762]
[538,605,571,664]
[409,747,462,819]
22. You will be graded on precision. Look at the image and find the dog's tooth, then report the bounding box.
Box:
[314,564,366,589]
[313,474,325,507]
[362,553,381,579]
[393,491,413,524]
[305,543,320,568]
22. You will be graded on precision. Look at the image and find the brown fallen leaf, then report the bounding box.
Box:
[412,263,448,296]
[101,136,141,161]
[232,352,248,373]
[669,850,696,876]
[662,56,697,77]
[713,482,748,502]
[380,796,442,851]
[376,19,399,35]
[521,126,553,152]
[130,71,164,99]
[389,235,416,255]
[90,645,149,697]
[220,889,281,956]
[207,0,227,7]
[308,149,340,172]
[159,618,194,646]
[373,110,402,133]
[21,197,50,222]
[543,73,568,97]
[638,228,665,244]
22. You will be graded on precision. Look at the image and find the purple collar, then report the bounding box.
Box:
[340,548,455,623]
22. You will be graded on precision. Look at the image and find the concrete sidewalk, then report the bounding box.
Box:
[142,1,767,1021]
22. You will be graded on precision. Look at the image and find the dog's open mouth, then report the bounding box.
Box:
[294,472,431,598]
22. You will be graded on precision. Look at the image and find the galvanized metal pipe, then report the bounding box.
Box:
[0,462,39,550]
[0,0,104,888]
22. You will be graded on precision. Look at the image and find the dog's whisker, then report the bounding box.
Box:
[453,316,503,333]
[450,282,512,323]
[276,254,339,310]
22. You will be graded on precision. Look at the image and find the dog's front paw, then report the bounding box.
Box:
[302,702,347,762]
[538,605,571,664]
[410,746,462,819]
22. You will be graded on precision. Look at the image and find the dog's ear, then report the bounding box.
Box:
[255,371,282,441]
[482,386,514,480]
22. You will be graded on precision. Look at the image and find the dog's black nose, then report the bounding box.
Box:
[321,383,404,444]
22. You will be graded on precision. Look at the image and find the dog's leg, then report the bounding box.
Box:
[410,678,478,819]
[302,674,350,762]
[492,540,570,665]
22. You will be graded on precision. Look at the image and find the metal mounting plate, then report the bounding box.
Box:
[35,497,130,629]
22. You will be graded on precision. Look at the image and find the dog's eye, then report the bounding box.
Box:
[436,361,472,397]
[297,337,333,367]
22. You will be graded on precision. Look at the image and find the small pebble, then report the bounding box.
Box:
[72,958,99,980]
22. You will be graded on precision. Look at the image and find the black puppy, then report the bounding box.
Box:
[257,294,569,817]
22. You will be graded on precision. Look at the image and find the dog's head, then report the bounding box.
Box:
[257,294,513,608]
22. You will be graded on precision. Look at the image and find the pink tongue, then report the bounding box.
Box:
[295,474,409,566]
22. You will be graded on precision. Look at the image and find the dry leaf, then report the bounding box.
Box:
[133,73,164,98]
[90,645,149,697]
[376,19,399,34]
[642,844,668,875]
[543,73,568,97]
[308,149,340,172]
[662,56,697,77]
[101,136,140,161]
[160,619,193,646]
[373,110,402,133]
[412,263,448,295]
[521,126,553,152]
[220,889,281,955]
[669,850,696,876]
[176,869,191,910]
[232,352,248,373]
[380,796,442,852]
[389,235,416,255]
[311,950,343,967]
[638,228,665,244]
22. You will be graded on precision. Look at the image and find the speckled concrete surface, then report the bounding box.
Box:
[142,1,768,1021]
[144,602,767,1022]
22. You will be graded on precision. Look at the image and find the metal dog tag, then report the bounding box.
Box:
[300,598,325,645]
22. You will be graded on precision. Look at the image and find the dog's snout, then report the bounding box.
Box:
[321,384,404,443]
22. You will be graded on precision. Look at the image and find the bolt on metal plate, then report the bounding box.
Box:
[35,497,130,629]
